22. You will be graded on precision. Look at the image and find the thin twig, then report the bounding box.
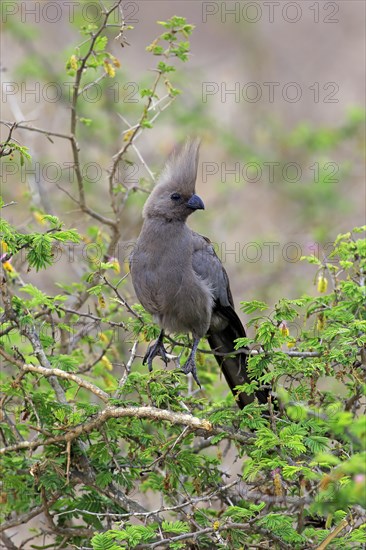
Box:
[0,120,73,141]
[315,518,349,550]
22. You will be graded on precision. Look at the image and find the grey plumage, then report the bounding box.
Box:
[130,140,268,408]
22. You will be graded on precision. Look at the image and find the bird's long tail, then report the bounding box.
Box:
[207,307,269,409]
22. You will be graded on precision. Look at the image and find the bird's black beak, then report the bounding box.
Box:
[187,194,205,210]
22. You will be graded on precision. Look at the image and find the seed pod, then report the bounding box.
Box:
[279,321,289,337]
[317,274,328,293]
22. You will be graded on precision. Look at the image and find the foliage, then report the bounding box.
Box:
[1,4,365,550]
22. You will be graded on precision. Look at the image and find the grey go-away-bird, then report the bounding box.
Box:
[130,140,269,408]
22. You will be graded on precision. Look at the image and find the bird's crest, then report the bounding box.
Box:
[142,138,201,220]
[157,138,201,195]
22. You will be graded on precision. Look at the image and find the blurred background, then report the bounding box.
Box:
[0,2,365,544]
[1,0,365,315]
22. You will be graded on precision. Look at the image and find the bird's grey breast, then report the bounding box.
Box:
[131,223,213,336]
[130,221,191,313]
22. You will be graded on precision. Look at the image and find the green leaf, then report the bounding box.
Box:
[240,300,268,314]
[91,533,119,550]
[222,505,256,521]
[94,36,108,51]
[80,117,92,126]
[41,215,60,226]
[52,229,81,243]
[162,521,190,534]
[26,234,53,271]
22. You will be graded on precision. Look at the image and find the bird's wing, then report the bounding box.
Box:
[191,232,233,306]
[191,231,269,408]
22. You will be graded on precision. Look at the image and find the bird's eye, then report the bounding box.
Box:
[170,193,181,201]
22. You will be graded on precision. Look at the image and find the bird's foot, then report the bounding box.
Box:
[181,356,202,388]
[143,337,168,372]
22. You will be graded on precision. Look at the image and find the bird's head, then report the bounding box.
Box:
[143,139,204,222]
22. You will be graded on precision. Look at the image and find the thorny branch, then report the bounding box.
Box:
[69,1,124,228]
[0,120,73,142]
[0,121,18,158]
[136,522,294,550]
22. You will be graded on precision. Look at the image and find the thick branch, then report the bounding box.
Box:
[0,532,18,550]
[0,495,60,533]
[0,406,216,455]
[14,363,110,402]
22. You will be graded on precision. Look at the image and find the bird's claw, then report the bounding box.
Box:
[181,357,202,388]
[143,340,168,372]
